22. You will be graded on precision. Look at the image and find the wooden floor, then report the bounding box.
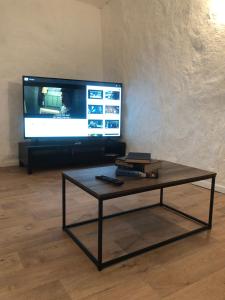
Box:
[0,166,225,300]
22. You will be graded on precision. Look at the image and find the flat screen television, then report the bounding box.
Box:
[23,76,122,139]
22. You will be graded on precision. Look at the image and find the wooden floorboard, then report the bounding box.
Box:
[0,166,224,299]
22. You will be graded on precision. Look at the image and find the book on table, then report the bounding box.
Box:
[115,152,161,178]
[125,152,151,163]
[115,156,161,171]
[115,168,148,178]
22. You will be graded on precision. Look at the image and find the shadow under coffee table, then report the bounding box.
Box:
[62,161,216,271]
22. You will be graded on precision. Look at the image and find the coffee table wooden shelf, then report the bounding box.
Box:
[62,161,216,271]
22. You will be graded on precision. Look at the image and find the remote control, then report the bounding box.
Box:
[95,175,124,186]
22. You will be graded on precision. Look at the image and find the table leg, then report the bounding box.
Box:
[98,200,103,270]
[62,175,66,229]
[160,188,163,206]
[208,176,215,229]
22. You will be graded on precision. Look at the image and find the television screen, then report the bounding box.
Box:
[23,76,122,138]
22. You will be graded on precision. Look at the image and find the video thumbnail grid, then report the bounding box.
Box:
[87,86,121,133]
[88,119,119,129]
[87,105,120,115]
[88,89,120,100]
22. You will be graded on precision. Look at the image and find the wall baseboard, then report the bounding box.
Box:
[192,180,225,194]
[0,159,18,167]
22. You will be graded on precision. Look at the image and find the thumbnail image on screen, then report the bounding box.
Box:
[105,91,120,100]
[88,105,103,114]
[24,86,86,119]
[88,90,103,99]
[105,105,119,114]
[105,120,119,129]
[88,120,103,129]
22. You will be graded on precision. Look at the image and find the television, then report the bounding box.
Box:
[23,76,122,139]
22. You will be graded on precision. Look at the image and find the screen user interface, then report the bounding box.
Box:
[23,76,122,138]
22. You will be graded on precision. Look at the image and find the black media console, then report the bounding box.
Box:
[19,140,126,174]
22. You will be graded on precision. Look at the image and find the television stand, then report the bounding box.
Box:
[18,140,126,174]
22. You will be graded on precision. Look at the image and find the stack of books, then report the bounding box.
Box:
[115,152,161,178]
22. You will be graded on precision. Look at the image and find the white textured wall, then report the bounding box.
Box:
[102,0,225,189]
[0,0,103,166]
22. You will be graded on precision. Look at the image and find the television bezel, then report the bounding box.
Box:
[22,75,123,141]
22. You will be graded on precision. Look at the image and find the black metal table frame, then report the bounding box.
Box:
[62,174,216,271]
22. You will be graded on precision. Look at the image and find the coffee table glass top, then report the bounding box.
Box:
[62,161,216,200]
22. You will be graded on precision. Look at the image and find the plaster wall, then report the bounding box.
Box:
[0,0,103,166]
[102,0,225,189]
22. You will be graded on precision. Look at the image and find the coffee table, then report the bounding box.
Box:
[62,161,216,271]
